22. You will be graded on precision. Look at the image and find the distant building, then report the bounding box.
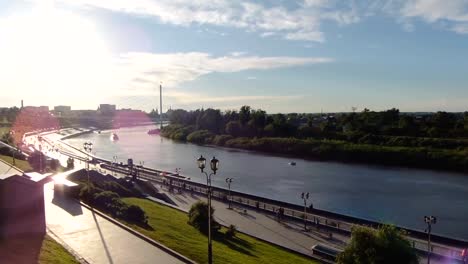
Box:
[39,106,49,112]
[54,105,71,112]
[99,104,116,114]
[0,171,50,238]
[23,106,49,112]
[53,106,71,117]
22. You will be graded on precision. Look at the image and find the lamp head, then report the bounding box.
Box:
[197,155,206,172]
[210,156,219,174]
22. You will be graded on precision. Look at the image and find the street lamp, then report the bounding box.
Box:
[83,142,93,192]
[424,215,437,264]
[225,178,233,209]
[197,155,219,264]
[113,155,118,176]
[301,192,310,231]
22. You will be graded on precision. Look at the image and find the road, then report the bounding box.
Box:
[0,158,23,179]
[44,181,184,264]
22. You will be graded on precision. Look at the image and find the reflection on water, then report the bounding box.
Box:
[66,125,468,240]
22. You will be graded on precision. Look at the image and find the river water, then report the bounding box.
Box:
[65,125,468,240]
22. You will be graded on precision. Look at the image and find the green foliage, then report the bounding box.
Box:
[0,154,33,172]
[123,198,317,264]
[27,151,46,171]
[125,204,148,224]
[186,130,214,144]
[213,134,234,145]
[225,224,237,239]
[337,225,418,264]
[78,184,147,225]
[163,105,468,172]
[188,201,219,233]
[226,121,242,137]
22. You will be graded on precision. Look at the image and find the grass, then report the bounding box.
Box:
[122,198,317,264]
[0,154,33,172]
[0,234,79,264]
[0,126,10,136]
[39,235,80,264]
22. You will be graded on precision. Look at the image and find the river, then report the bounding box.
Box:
[65,125,468,240]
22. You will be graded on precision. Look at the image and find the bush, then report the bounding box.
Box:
[188,201,219,233]
[337,225,418,264]
[225,224,237,239]
[125,205,148,224]
[93,191,120,209]
[212,134,233,146]
[79,184,101,204]
[187,130,214,144]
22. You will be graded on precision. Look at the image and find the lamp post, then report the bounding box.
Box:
[301,192,310,231]
[83,142,93,192]
[424,215,437,264]
[197,155,219,264]
[225,178,233,209]
[112,155,118,176]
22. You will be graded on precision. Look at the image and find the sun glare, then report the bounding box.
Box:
[0,6,113,97]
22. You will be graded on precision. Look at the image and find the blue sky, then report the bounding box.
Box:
[0,0,467,113]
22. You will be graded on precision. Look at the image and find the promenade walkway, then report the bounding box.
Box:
[152,184,460,264]
[0,159,22,179]
[44,182,183,264]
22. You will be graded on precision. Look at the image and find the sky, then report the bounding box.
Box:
[0,0,467,113]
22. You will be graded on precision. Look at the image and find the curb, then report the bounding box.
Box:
[78,201,197,264]
[0,157,24,174]
[46,227,90,264]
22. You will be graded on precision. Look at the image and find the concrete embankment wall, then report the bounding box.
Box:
[100,161,468,249]
[60,130,93,140]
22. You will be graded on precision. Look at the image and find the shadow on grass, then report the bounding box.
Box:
[133,221,155,231]
[212,231,256,257]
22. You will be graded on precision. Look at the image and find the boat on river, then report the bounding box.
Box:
[288,161,296,166]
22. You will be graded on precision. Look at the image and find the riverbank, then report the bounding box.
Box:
[161,125,468,174]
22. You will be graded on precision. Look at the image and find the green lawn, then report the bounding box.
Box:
[0,126,10,136]
[39,235,80,264]
[122,198,317,264]
[0,234,79,264]
[0,154,33,172]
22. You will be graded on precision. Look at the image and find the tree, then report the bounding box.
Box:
[28,151,45,171]
[197,108,223,133]
[225,121,242,137]
[337,225,418,264]
[188,201,219,233]
[239,105,251,125]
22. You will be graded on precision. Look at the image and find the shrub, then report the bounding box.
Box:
[188,201,219,233]
[212,134,234,146]
[93,191,120,209]
[187,130,214,144]
[225,224,237,239]
[337,225,418,264]
[125,204,148,224]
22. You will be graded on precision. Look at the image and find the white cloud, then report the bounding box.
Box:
[452,23,468,34]
[399,0,468,34]
[43,0,364,42]
[401,0,468,23]
[115,52,333,91]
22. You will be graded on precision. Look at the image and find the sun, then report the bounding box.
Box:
[0,5,113,98]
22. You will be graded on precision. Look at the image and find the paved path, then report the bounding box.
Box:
[44,182,183,264]
[155,185,348,256]
[0,159,22,179]
[153,185,456,264]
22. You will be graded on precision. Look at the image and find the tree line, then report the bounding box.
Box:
[162,106,468,173]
